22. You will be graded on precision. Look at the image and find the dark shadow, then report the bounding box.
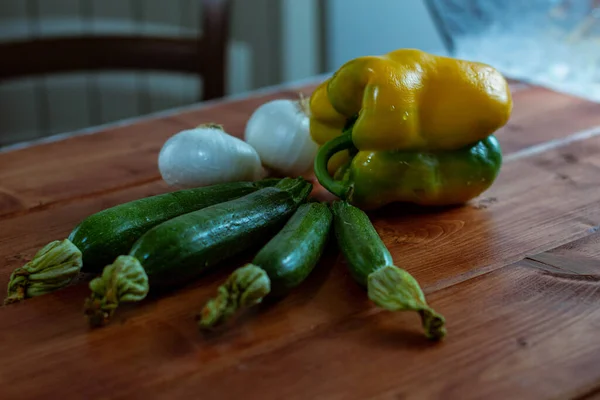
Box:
[357,307,448,349]
[196,237,343,341]
[367,201,468,221]
[364,323,444,350]
[143,247,258,301]
[258,238,340,312]
[322,310,445,350]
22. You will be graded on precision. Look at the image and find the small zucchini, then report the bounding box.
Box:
[198,201,333,329]
[331,200,446,340]
[3,178,280,305]
[83,177,313,327]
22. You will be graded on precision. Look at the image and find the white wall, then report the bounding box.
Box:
[280,0,321,82]
[324,0,447,71]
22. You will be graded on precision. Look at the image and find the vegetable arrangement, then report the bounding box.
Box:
[4,179,280,305]
[199,201,332,329]
[84,177,312,327]
[3,48,513,342]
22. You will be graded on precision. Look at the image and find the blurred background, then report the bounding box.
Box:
[1,0,598,148]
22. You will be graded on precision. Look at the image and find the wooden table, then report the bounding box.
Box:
[2,77,600,400]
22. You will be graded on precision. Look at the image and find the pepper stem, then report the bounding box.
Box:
[83,255,149,328]
[313,134,356,200]
[198,264,271,329]
[4,239,83,305]
[367,265,446,340]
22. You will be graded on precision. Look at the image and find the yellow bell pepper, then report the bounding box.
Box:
[309,48,512,152]
[310,48,513,210]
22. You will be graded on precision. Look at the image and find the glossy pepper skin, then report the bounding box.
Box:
[317,134,502,210]
[310,48,511,210]
[310,48,512,152]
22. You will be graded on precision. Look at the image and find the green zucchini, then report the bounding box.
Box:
[198,201,333,329]
[331,200,446,340]
[83,177,312,327]
[3,178,280,305]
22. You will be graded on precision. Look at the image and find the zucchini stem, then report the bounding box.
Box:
[4,239,82,305]
[83,255,149,327]
[275,177,313,203]
[198,264,271,329]
[367,265,446,341]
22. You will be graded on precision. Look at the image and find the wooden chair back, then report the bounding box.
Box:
[0,0,231,101]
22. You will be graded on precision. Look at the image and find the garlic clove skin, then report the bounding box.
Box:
[158,126,265,188]
[245,99,318,177]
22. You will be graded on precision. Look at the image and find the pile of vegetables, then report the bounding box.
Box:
[3,48,513,342]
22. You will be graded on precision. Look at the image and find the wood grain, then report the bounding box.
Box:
[3,114,600,399]
[3,79,600,400]
[159,252,600,400]
[496,88,600,153]
[526,230,600,273]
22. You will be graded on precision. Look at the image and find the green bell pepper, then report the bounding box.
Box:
[314,133,502,210]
